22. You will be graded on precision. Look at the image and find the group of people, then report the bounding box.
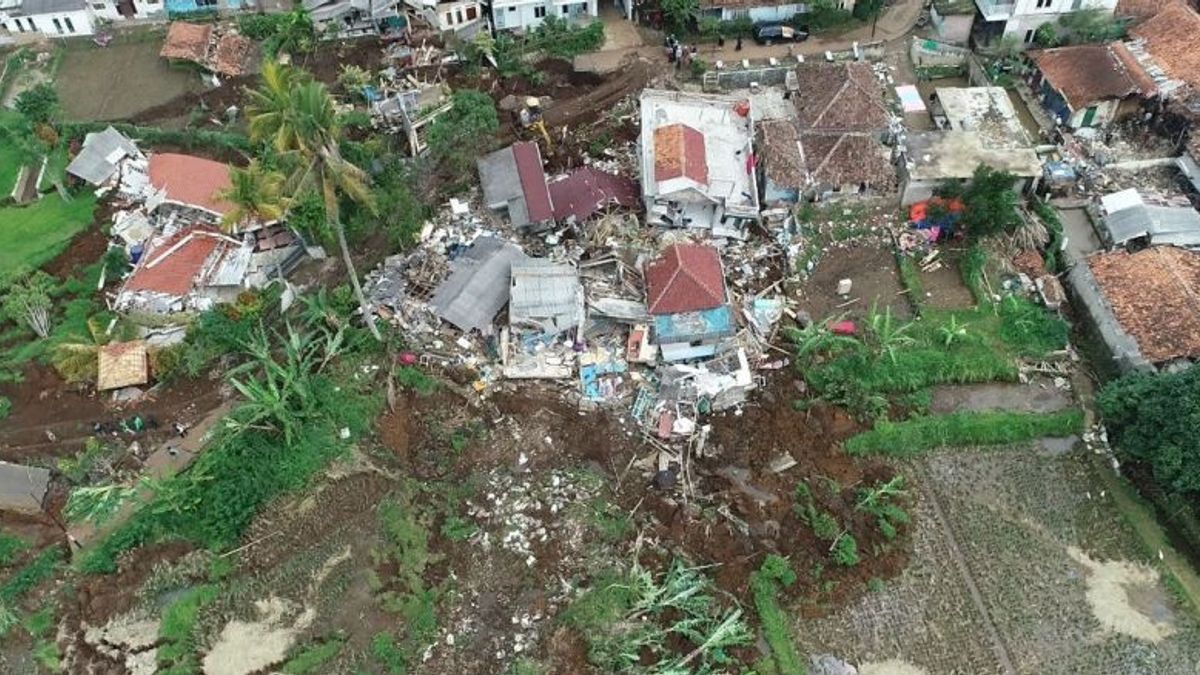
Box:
[665,33,746,70]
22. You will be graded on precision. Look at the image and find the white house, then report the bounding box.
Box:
[697,0,816,23]
[490,0,595,32]
[404,0,485,33]
[973,0,1117,44]
[0,0,97,38]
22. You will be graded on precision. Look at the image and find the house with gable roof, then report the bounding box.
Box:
[644,242,735,362]
[639,89,760,239]
[1028,43,1157,128]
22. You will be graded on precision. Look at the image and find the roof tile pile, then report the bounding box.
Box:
[1131,0,1200,91]
[548,167,639,222]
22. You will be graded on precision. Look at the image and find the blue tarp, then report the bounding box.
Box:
[653,305,736,343]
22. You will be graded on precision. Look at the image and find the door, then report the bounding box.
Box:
[1082,106,1097,127]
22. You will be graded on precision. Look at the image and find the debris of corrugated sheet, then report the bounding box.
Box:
[430,237,528,332]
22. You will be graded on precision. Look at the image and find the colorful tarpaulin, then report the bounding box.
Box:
[895,85,927,113]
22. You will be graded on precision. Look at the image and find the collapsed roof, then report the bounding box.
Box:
[66,126,142,186]
[430,236,528,332]
[477,141,554,228]
[160,21,260,77]
[1099,189,1200,247]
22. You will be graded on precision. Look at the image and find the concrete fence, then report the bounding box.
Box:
[703,41,886,91]
[909,36,971,68]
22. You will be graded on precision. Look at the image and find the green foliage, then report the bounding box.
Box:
[896,252,925,313]
[662,0,700,33]
[60,121,252,154]
[370,158,429,250]
[844,409,1085,455]
[0,547,62,604]
[750,556,805,675]
[0,396,9,421]
[1057,8,1126,43]
[866,303,915,365]
[852,0,884,20]
[1032,199,1066,273]
[396,365,439,395]
[807,0,857,32]
[256,8,318,56]
[582,498,633,543]
[961,165,1022,238]
[157,584,220,671]
[830,534,860,567]
[530,17,605,58]
[282,636,346,673]
[65,484,138,526]
[371,632,409,674]
[564,560,752,674]
[856,476,910,541]
[0,532,28,567]
[14,83,59,125]
[795,484,841,541]
[961,243,990,305]
[2,271,55,339]
[58,435,117,485]
[1033,22,1061,47]
[996,296,1068,357]
[1099,367,1200,497]
[439,514,478,541]
[426,90,499,180]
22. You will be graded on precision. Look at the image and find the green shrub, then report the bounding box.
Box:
[961,243,990,305]
[0,532,27,567]
[896,252,925,314]
[996,296,1068,357]
[845,409,1084,455]
[0,547,62,603]
[750,556,804,675]
[1099,367,1200,497]
[157,584,219,670]
[60,122,251,154]
[0,396,10,421]
[831,535,860,567]
[282,637,346,674]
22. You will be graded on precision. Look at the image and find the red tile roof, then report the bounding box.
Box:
[653,124,708,185]
[1088,246,1200,363]
[160,22,212,64]
[548,167,639,222]
[1030,43,1156,110]
[124,227,228,297]
[148,153,234,216]
[511,141,554,223]
[645,243,726,315]
[1132,1,1200,91]
[793,63,890,132]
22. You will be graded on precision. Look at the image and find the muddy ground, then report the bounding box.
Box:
[799,246,911,322]
[56,41,202,122]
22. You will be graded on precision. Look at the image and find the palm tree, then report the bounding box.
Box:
[217,160,287,232]
[246,62,383,341]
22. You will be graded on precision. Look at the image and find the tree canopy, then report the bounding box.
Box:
[959,165,1023,238]
[426,90,499,179]
[1099,368,1200,497]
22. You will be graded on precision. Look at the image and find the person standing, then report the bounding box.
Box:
[735,35,743,51]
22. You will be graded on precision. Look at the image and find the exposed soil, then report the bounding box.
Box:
[799,246,911,322]
[918,248,976,310]
[0,365,223,461]
[56,41,203,122]
[40,223,111,280]
[126,74,257,128]
[930,378,1074,415]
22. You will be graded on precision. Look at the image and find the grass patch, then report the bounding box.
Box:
[157,584,220,672]
[281,636,346,674]
[0,547,62,604]
[844,409,1084,455]
[895,251,925,315]
[751,556,806,675]
[0,193,97,276]
[38,144,70,191]
[0,531,29,567]
[961,243,990,305]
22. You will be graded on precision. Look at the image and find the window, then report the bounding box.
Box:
[27,18,37,30]
[0,21,6,31]
[53,17,63,33]
[93,3,106,9]
[466,5,477,19]
[444,11,453,24]
[1024,28,1034,42]
[534,5,546,17]
[561,4,568,12]
[508,6,515,10]
[455,7,463,22]
[64,16,74,32]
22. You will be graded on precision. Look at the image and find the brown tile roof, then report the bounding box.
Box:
[645,243,726,315]
[1088,246,1200,363]
[793,63,890,132]
[1117,0,1177,22]
[1031,43,1157,110]
[1132,0,1200,90]
[511,141,554,222]
[160,22,211,64]
[548,167,639,222]
[800,132,896,191]
[97,341,149,391]
[653,124,708,185]
[758,119,805,188]
[148,153,234,216]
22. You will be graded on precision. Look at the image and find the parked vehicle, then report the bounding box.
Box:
[753,23,809,45]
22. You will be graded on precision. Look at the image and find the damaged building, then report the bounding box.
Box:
[639,90,760,238]
[65,126,143,188]
[159,21,260,77]
[503,260,584,379]
[645,242,735,362]
[1028,42,1157,128]
[901,87,1042,205]
[1098,188,1200,248]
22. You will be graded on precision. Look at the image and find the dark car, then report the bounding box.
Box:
[753,23,809,45]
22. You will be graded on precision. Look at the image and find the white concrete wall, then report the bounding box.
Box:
[0,8,96,37]
[493,0,595,30]
[1065,97,1119,128]
[1003,0,1117,41]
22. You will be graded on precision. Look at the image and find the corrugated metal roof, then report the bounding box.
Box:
[1104,203,1200,247]
[509,260,583,333]
[430,237,528,332]
[66,127,140,186]
[0,461,50,515]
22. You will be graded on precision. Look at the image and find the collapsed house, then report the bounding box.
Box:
[1028,43,1157,128]
[479,141,639,231]
[302,0,406,38]
[372,84,452,156]
[115,224,306,314]
[96,340,150,392]
[1098,188,1200,248]
[65,126,143,188]
[503,260,584,378]
[644,243,735,362]
[639,90,760,238]
[1067,245,1200,372]
[144,153,235,223]
[900,87,1042,205]
[429,236,528,332]
[160,21,259,77]
[1127,0,1200,100]
[758,63,896,206]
